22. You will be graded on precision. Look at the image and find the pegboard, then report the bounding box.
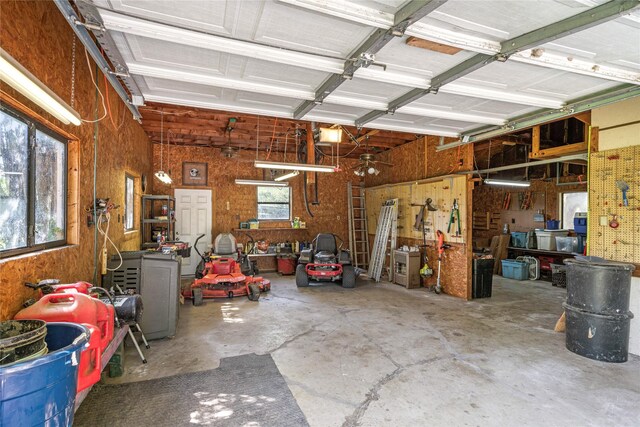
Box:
[589,145,640,263]
[366,176,467,244]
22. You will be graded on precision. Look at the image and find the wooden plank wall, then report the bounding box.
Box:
[0,1,153,320]
[365,176,471,298]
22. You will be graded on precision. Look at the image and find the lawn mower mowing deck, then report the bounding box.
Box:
[183,234,270,305]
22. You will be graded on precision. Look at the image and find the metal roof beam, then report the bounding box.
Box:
[54,0,142,120]
[354,0,640,128]
[438,84,640,150]
[293,0,447,119]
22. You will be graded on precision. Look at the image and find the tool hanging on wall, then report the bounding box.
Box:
[447,199,461,237]
[520,191,533,210]
[615,180,629,207]
[609,214,620,229]
[502,192,511,210]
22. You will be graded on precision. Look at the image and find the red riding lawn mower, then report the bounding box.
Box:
[296,233,356,288]
[183,234,270,305]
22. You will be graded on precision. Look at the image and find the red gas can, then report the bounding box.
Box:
[15,292,114,351]
[77,323,102,392]
[51,281,92,294]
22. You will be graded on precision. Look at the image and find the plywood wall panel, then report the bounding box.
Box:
[152,145,359,249]
[471,179,586,241]
[0,1,153,320]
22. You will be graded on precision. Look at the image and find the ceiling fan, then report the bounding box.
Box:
[220,117,240,158]
[354,153,392,177]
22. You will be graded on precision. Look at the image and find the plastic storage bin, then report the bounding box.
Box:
[501,259,529,280]
[546,220,560,230]
[536,230,569,251]
[510,232,528,248]
[574,214,587,234]
[555,236,578,253]
[0,322,89,427]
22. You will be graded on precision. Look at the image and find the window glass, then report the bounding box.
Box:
[562,192,588,230]
[35,130,66,244]
[0,110,29,251]
[257,186,291,220]
[125,175,134,230]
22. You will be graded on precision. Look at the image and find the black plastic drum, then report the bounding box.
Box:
[564,258,635,314]
[563,304,633,363]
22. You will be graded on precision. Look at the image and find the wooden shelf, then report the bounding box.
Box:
[143,219,176,224]
[233,228,307,231]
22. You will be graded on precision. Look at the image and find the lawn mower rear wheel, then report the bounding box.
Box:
[192,287,203,306]
[296,264,309,287]
[342,265,355,288]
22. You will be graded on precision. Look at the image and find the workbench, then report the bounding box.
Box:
[507,247,580,258]
[74,325,129,411]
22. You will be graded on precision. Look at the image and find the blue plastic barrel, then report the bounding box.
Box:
[0,322,89,426]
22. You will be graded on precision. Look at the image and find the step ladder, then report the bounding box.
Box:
[347,182,370,270]
[367,198,398,282]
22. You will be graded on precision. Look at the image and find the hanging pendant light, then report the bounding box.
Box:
[154,112,173,184]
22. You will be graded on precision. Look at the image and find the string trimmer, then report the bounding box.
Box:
[434,230,451,294]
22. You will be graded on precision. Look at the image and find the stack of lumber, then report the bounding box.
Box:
[489,234,511,275]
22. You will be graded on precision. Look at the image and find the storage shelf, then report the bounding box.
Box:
[143,219,176,224]
[233,228,307,231]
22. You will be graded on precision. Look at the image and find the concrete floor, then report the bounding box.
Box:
[114,275,640,426]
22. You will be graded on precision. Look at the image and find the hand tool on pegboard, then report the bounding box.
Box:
[616,180,629,207]
[447,199,461,237]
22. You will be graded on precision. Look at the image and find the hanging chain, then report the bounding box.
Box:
[70,37,77,109]
[160,112,164,169]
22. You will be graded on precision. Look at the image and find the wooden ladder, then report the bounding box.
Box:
[347,182,370,270]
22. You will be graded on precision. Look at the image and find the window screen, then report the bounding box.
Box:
[125,175,135,231]
[257,186,291,220]
[1,105,67,257]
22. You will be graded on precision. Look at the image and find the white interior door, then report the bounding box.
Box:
[175,189,212,276]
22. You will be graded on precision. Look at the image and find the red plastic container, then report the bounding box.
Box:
[15,292,114,352]
[77,323,102,392]
[277,257,296,275]
[51,281,92,294]
[539,256,556,271]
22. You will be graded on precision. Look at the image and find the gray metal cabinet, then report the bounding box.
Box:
[139,253,181,340]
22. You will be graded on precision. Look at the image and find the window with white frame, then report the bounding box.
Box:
[124,174,135,231]
[257,186,291,220]
[0,104,67,257]
[561,191,588,230]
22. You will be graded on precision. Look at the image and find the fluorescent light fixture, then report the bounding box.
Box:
[235,179,288,187]
[484,179,530,188]
[0,48,81,126]
[254,160,336,173]
[274,171,300,181]
[319,127,343,143]
[154,170,173,185]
